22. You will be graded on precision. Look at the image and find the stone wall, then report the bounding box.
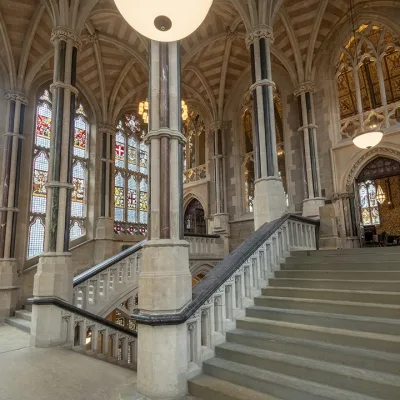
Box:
[229,219,254,251]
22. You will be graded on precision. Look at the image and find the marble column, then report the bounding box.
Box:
[95,124,115,263]
[0,91,27,319]
[136,41,192,399]
[294,82,325,218]
[211,120,229,235]
[31,28,81,347]
[246,26,286,229]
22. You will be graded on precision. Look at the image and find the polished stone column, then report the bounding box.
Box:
[294,82,325,218]
[95,124,115,263]
[0,91,27,319]
[246,26,286,229]
[136,41,192,399]
[211,120,229,234]
[31,28,81,347]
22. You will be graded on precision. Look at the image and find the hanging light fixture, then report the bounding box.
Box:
[113,0,213,42]
[353,129,383,149]
[138,99,149,124]
[376,184,386,204]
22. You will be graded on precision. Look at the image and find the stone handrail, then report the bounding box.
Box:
[28,296,138,369]
[185,233,223,258]
[72,235,224,311]
[131,214,318,375]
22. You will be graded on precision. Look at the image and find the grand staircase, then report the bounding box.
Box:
[189,248,400,400]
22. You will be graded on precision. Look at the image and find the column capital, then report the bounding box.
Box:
[51,27,82,50]
[210,120,223,131]
[294,81,316,97]
[4,91,28,105]
[245,25,274,48]
[250,78,276,92]
[98,124,116,135]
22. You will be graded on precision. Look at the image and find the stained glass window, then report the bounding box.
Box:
[359,181,381,226]
[28,93,89,258]
[114,114,148,234]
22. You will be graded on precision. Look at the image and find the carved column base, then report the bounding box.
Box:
[0,259,19,320]
[253,177,287,229]
[94,217,115,264]
[302,197,325,219]
[30,253,73,347]
[137,239,191,399]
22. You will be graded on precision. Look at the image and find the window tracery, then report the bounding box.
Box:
[337,24,400,138]
[358,180,380,226]
[114,114,148,235]
[27,90,89,258]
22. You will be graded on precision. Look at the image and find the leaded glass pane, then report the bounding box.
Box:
[36,102,52,148]
[70,221,83,241]
[359,184,369,208]
[128,176,137,223]
[371,207,380,225]
[128,137,137,172]
[362,208,372,225]
[71,162,86,218]
[74,114,87,158]
[115,172,125,221]
[139,142,148,174]
[368,182,378,207]
[31,152,48,214]
[115,131,125,169]
[139,178,148,224]
[28,218,45,258]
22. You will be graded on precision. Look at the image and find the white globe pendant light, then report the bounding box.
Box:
[352,129,383,149]
[114,0,213,42]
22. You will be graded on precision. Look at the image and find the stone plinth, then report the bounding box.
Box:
[319,204,341,249]
[94,217,115,264]
[137,239,192,399]
[30,253,73,347]
[0,259,19,320]
[253,177,287,229]
[303,197,325,219]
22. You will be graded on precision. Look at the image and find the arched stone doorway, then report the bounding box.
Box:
[355,157,400,245]
[184,198,206,234]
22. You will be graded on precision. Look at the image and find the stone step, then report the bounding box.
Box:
[15,310,32,322]
[291,248,400,257]
[262,286,400,304]
[245,306,400,335]
[275,269,400,280]
[24,304,32,312]
[282,261,400,270]
[286,253,400,263]
[226,329,400,376]
[254,296,400,319]
[269,278,400,291]
[215,342,400,399]
[236,317,400,354]
[202,357,380,400]
[188,374,280,400]
[5,317,31,333]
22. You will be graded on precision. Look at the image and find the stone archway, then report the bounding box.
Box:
[184,198,207,234]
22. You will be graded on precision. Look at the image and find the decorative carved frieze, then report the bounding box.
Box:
[51,28,82,50]
[294,81,316,97]
[5,91,28,105]
[245,25,274,48]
